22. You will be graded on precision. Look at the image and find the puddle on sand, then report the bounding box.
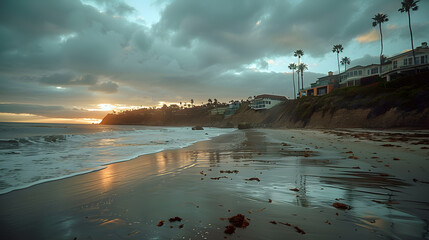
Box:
[215,130,429,239]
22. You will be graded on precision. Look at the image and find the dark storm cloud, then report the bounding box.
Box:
[0,0,151,73]
[88,81,119,93]
[154,0,425,59]
[87,0,136,16]
[39,73,98,86]
[348,55,380,68]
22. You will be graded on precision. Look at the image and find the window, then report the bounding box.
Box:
[359,70,362,75]
[415,57,420,65]
[317,87,327,95]
[371,68,378,74]
[354,71,357,76]
[404,58,408,66]
[422,55,428,64]
[393,60,397,69]
[408,58,413,65]
[367,69,370,75]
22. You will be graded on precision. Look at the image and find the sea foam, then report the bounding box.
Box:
[0,124,234,194]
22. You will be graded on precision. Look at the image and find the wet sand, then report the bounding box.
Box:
[0,129,428,239]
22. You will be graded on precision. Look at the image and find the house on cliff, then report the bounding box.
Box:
[381,42,429,81]
[210,107,228,115]
[338,64,381,87]
[299,71,339,97]
[249,94,286,110]
[299,63,380,97]
[299,42,429,98]
[225,101,241,118]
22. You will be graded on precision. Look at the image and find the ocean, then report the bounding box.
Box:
[0,122,235,194]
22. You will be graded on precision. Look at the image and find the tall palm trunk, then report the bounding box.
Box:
[301,71,304,89]
[344,65,347,72]
[292,70,296,99]
[297,71,300,92]
[337,53,340,74]
[379,24,383,74]
[408,11,416,69]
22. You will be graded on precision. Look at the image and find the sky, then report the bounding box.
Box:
[1,0,428,123]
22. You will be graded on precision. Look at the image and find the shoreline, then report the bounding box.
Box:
[1,128,428,239]
[0,126,235,195]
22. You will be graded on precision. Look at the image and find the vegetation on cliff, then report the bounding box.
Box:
[101,72,429,128]
[287,71,429,124]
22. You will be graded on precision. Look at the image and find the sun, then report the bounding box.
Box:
[97,104,116,111]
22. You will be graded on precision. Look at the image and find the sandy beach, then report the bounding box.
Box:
[1,128,428,239]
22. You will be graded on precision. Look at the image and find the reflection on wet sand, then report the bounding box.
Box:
[155,153,167,174]
[233,130,428,239]
[99,166,113,191]
[1,129,428,239]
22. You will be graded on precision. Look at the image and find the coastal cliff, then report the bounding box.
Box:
[101,72,429,129]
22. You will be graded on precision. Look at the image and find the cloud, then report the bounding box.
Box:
[88,81,119,93]
[257,59,269,70]
[39,73,98,86]
[386,24,399,30]
[356,29,380,43]
[1,0,429,122]
[84,0,135,16]
[0,103,107,119]
[348,54,379,68]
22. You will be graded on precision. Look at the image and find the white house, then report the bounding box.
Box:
[249,94,287,110]
[382,42,429,81]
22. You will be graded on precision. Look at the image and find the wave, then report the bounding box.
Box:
[0,127,235,195]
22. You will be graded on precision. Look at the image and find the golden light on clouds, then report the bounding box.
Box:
[0,113,102,124]
[87,104,142,112]
[386,24,399,30]
[355,29,379,43]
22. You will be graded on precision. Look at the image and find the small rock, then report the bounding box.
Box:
[192,126,204,130]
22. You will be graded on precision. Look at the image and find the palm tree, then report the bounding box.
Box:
[190,99,194,107]
[296,68,301,91]
[294,50,304,91]
[340,57,351,72]
[288,63,297,99]
[294,50,304,65]
[372,13,389,74]
[332,44,343,74]
[298,63,308,89]
[399,0,420,68]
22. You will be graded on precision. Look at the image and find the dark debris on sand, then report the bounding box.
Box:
[223,214,250,235]
[211,176,228,180]
[229,214,250,228]
[244,177,260,182]
[274,221,306,235]
[157,220,164,227]
[169,217,182,222]
[224,225,236,234]
[332,202,351,210]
